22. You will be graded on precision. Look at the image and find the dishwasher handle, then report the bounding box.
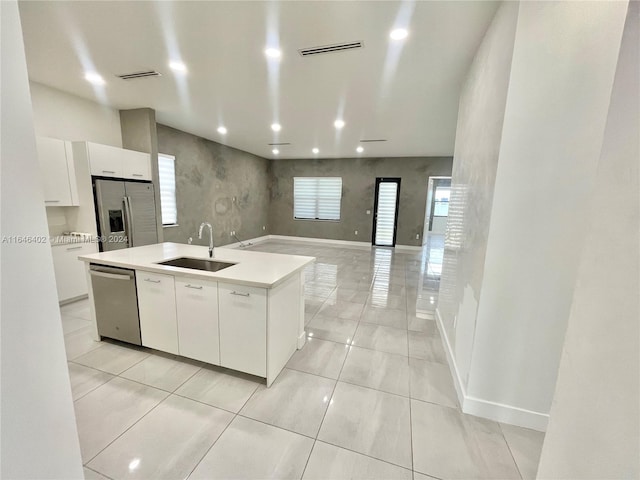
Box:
[90,270,134,281]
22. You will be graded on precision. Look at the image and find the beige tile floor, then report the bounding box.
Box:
[62,236,544,480]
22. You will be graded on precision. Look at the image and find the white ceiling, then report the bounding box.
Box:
[19,1,499,159]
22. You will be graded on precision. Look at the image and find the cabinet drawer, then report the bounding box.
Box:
[123,150,151,180]
[218,283,267,377]
[88,143,124,178]
[52,243,97,301]
[137,271,178,354]
[175,277,219,365]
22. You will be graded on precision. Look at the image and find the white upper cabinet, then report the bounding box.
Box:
[83,142,152,180]
[87,142,124,178]
[36,137,79,206]
[123,149,152,180]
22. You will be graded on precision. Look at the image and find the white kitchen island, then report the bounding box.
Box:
[79,242,314,386]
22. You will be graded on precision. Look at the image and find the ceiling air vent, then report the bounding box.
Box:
[268,142,291,146]
[299,41,363,57]
[360,139,387,143]
[117,70,162,80]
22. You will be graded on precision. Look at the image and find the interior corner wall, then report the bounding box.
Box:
[29,81,122,146]
[1,1,84,477]
[156,124,270,247]
[268,157,453,246]
[465,0,628,428]
[436,0,519,396]
[536,2,639,477]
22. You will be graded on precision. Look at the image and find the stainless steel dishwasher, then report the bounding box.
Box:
[89,264,141,345]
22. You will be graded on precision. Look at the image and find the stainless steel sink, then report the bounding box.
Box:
[158,257,236,272]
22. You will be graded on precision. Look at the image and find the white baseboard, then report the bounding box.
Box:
[464,395,549,432]
[435,308,548,432]
[221,235,270,249]
[395,244,422,252]
[297,331,306,349]
[269,235,372,250]
[435,308,468,408]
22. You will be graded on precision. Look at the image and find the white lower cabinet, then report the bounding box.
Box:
[136,271,178,354]
[52,243,97,302]
[175,277,220,365]
[218,282,267,377]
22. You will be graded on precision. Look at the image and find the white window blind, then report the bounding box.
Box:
[158,153,177,225]
[294,177,342,221]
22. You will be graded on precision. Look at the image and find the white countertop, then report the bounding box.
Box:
[78,242,315,288]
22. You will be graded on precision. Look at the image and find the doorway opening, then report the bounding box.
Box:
[372,177,401,247]
[423,176,451,244]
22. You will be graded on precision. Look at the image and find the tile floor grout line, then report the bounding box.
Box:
[299,439,318,480]
[499,423,525,480]
[184,372,264,479]
[316,438,413,472]
[82,465,115,480]
[83,389,171,468]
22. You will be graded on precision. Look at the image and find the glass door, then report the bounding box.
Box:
[372,178,401,247]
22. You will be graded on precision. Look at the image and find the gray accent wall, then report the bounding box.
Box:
[269,157,453,246]
[157,124,270,247]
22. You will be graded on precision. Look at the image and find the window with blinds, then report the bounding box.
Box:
[293,177,342,221]
[158,153,177,225]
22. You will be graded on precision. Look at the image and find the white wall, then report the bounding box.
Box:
[465,1,628,429]
[437,0,519,397]
[29,81,122,146]
[537,2,639,477]
[29,82,123,234]
[0,1,84,477]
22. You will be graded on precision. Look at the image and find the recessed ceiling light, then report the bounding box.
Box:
[265,48,282,59]
[356,146,364,153]
[84,72,105,86]
[271,123,282,132]
[312,148,319,154]
[169,61,187,73]
[334,119,345,129]
[217,126,227,135]
[272,148,279,155]
[390,28,409,40]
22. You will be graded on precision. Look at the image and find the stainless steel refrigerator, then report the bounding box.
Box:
[94,179,158,251]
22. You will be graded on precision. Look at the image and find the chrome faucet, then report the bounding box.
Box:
[198,222,214,258]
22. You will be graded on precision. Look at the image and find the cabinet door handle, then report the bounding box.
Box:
[132,173,144,177]
[45,200,60,203]
[66,246,83,251]
[230,291,250,297]
[102,170,116,174]
[185,284,203,290]
[144,278,161,283]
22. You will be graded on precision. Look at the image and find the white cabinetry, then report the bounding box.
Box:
[123,149,152,180]
[52,242,97,301]
[218,282,267,377]
[136,271,178,354]
[175,276,220,365]
[81,142,152,181]
[36,137,78,206]
[87,142,124,178]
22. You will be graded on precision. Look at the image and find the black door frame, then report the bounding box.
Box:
[372,177,401,247]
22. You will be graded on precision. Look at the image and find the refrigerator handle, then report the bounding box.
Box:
[123,196,134,248]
